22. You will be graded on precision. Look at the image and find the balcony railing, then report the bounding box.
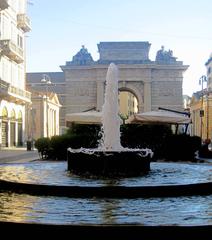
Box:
[0,39,24,64]
[0,78,31,103]
[17,14,31,32]
[0,0,9,10]
[0,78,10,96]
[9,86,31,102]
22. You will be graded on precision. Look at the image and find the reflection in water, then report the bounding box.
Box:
[0,193,211,225]
[0,161,211,186]
[100,199,118,224]
[0,161,211,225]
[0,193,37,223]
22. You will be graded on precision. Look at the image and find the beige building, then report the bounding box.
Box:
[0,0,31,147]
[190,53,212,141]
[26,72,65,135]
[27,42,188,130]
[27,90,61,140]
[119,91,138,117]
[61,42,188,127]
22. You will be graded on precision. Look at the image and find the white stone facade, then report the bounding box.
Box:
[28,91,61,140]
[26,72,65,136]
[0,0,31,147]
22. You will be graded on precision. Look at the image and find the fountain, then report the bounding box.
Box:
[0,63,211,238]
[67,63,153,177]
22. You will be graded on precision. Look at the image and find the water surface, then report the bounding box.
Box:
[0,161,211,226]
[0,161,211,186]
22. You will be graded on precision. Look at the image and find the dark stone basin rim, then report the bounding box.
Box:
[0,221,211,238]
[0,179,212,198]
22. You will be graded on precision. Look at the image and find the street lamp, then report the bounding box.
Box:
[41,74,52,137]
[199,75,207,141]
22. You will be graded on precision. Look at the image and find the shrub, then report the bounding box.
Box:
[34,137,51,159]
[121,124,173,160]
[34,124,201,162]
[163,134,201,161]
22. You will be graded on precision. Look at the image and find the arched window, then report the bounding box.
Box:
[18,111,23,122]
[11,109,16,121]
[2,107,8,120]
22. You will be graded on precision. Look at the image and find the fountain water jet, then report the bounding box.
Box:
[67,63,153,177]
[100,63,122,151]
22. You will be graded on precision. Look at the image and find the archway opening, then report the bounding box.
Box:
[118,90,138,121]
[18,111,23,146]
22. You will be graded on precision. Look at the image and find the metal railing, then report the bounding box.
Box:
[0,78,31,102]
[17,14,31,32]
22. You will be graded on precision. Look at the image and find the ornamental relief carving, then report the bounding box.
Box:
[158,88,175,97]
[74,87,90,96]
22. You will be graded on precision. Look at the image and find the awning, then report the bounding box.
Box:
[66,111,102,125]
[126,110,191,124]
[66,111,124,125]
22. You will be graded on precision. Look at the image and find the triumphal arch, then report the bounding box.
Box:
[61,42,188,117]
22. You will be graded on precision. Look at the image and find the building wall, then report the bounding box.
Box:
[0,0,31,147]
[26,72,65,133]
[29,92,61,140]
[190,53,212,141]
[151,70,184,111]
[190,94,212,141]
[27,42,188,131]
[61,43,188,123]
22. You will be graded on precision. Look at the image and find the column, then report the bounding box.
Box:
[144,82,152,112]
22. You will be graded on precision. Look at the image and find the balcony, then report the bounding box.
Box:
[0,79,31,104]
[17,14,31,32]
[0,0,9,10]
[0,79,10,97]
[0,40,24,64]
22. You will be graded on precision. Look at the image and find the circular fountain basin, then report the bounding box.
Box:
[67,149,152,177]
[0,161,211,237]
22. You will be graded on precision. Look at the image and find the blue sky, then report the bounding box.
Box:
[26,0,212,96]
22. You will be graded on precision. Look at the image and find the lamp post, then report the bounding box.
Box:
[41,74,52,137]
[199,75,207,141]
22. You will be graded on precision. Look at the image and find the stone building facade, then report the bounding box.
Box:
[0,0,31,147]
[190,53,212,141]
[24,72,61,140]
[27,72,65,134]
[26,90,61,140]
[27,42,188,131]
[61,42,188,126]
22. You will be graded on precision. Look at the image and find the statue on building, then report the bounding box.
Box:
[71,45,94,65]
[156,46,177,63]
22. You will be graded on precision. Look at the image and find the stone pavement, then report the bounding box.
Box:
[0,147,40,164]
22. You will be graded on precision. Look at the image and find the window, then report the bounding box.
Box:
[17,34,23,48]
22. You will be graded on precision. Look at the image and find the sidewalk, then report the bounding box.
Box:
[0,147,40,164]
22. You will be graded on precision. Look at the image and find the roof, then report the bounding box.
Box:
[66,111,102,125]
[27,72,65,84]
[65,111,123,125]
[126,110,191,125]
